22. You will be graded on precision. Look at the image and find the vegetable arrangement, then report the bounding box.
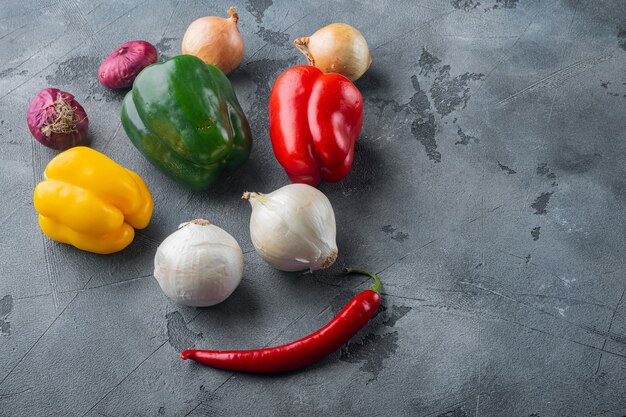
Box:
[27,6,384,373]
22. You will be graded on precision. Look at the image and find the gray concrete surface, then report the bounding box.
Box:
[1,0,625,416]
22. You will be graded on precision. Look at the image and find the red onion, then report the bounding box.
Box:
[98,40,157,89]
[26,88,88,150]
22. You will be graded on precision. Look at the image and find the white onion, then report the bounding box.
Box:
[153,219,243,307]
[243,184,338,272]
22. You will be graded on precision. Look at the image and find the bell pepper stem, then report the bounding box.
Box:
[344,268,382,294]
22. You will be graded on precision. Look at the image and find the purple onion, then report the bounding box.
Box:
[98,40,157,89]
[26,88,88,150]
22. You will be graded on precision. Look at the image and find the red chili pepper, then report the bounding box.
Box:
[181,268,381,373]
[268,65,364,186]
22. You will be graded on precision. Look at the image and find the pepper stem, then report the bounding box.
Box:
[344,268,382,293]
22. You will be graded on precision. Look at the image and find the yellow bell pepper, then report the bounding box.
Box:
[33,146,154,254]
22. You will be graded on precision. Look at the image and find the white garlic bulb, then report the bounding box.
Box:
[242,184,338,272]
[153,219,243,307]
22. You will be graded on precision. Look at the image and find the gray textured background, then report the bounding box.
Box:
[1,0,625,416]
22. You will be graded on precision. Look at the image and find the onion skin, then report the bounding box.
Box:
[181,7,244,75]
[26,88,88,151]
[153,219,244,307]
[242,185,338,272]
[294,23,371,81]
[98,40,157,89]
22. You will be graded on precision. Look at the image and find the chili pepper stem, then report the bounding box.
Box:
[344,268,381,293]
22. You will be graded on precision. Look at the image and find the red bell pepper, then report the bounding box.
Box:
[268,65,363,185]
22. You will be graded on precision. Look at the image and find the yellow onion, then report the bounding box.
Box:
[181,7,244,75]
[294,23,371,81]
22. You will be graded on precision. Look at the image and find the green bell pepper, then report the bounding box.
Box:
[120,55,252,191]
